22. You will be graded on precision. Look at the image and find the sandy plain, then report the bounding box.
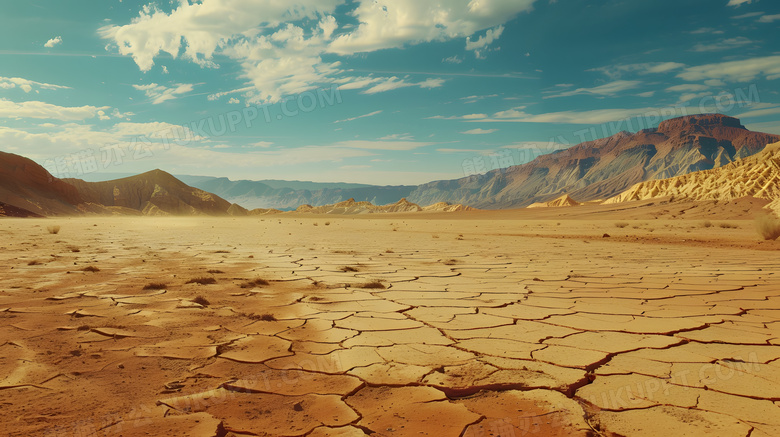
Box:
[2,203,780,436]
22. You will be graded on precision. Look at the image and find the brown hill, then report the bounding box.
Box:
[407,114,779,208]
[0,151,240,216]
[64,170,236,216]
[605,141,780,215]
[0,150,84,216]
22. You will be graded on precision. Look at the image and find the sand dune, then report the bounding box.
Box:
[606,141,780,215]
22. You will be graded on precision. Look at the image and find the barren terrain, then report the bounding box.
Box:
[2,207,780,436]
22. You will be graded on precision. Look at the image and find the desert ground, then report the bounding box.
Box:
[2,204,780,436]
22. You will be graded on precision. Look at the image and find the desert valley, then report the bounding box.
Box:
[3,1,780,436]
[3,113,780,436]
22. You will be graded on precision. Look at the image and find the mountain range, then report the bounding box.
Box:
[1,114,779,217]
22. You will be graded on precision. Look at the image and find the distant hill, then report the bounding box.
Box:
[406,114,780,208]
[178,175,415,210]
[294,198,475,214]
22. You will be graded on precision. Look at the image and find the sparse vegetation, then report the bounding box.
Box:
[214,250,230,254]
[701,220,713,228]
[385,249,394,253]
[259,313,276,321]
[340,266,359,272]
[442,259,458,265]
[47,225,61,234]
[143,282,167,290]
[207,269,224,274]
[358,280,385,289]
[718,222,739,229]
[187,277,217,285]
[240,278,269,288]
[756,213,780,241]
[324,221,331,226]
[81,266,100,272]
[192,296,210,306]
[614,222,629,228]
[28,260,43,266]
[67,246,80,253]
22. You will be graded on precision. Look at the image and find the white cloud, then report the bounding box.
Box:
[0,76,70,93]
[737,104,780,119]
[758,14,780,23]
[465,25,504,58]
[545,80,642,99]
[732,11,762,19]
[44,36,62,48]
[132,83,195,104]
[443,55,463,64]
[334,110,382,124]
[589,62,685,79]
[362,77,444,94]
[328,0,535,55]
[727,0,753,6]
[461,128,498,135]
[677,55,780,82]
[227,97,240,104]
[333,140,435,151]
[0,99,109,121]
[666,84,709,92]
[692,37,753,52]
[101,0,537,103]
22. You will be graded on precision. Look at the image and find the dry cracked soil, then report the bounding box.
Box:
[1,213,779,436]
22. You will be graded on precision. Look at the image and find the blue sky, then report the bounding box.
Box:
[1,0,779,185]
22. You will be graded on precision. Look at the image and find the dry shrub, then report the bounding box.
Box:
[756,213,780,241]
[340,266,359,272]
[240,278,269,288]
[47,225,61,234]
[614,222,629,228]
[187,277,217,285]
[701,220,713,228]
[81,266,100,272]
[719,222,739,229]
[192,296,210,306]
[143,282,167,290]
[207,269,224,274]
[359,281,385,289]
[28,260,43,266]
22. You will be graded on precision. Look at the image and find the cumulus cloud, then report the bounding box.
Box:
[465,25,504,58]
[132,83,195,104]
[100,0,537,103]
[727,0,753,6]
[44,36,62,48]
[328,0,534,54]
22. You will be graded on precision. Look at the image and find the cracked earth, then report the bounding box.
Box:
[1,216,779,436]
